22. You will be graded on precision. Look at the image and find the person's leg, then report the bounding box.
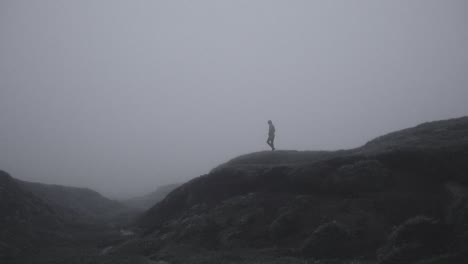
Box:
[271,136,275,150]
[267,137,273,149]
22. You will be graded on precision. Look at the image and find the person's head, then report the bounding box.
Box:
[268,120,272,125]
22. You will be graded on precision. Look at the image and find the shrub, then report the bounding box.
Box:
[300,221,352,259]
[378,216,450,264]
[269,209,299,241]
[324,160,389,194]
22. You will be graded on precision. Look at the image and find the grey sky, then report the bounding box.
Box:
[1,0,467,198]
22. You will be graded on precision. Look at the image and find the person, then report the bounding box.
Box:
[267,120,275,151]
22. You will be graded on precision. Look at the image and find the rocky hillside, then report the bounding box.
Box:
[111,117,468,263]
[123,183,181,210]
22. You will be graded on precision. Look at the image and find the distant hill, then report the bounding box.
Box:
[1,172,141,263]
[122,183,181,210]
[0,171,65,261]
[17,180,128,223]
[121,116,468,263]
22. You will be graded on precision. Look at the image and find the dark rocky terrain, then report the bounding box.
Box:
[2,116,468,263]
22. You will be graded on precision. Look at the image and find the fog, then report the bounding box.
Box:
[1,0,467,199]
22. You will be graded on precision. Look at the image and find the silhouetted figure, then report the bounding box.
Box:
[267,120,275,151]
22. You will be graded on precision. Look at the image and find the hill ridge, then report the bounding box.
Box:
[130,116,468,263]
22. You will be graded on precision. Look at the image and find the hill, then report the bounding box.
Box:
[1,173,141,264]
[0,171,65,261]
[17,180,130,224]
[113,116,468,263]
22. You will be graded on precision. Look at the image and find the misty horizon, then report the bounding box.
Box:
[1,0,468,199]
